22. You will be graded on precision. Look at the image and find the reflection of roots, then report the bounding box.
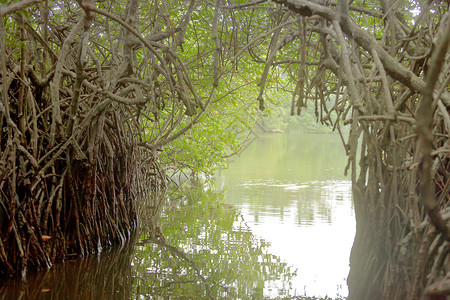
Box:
[0,242,136,299]
[142,228,217,300]
[159,241,216,300]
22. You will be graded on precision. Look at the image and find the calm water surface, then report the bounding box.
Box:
[0,133,355,299]
[218,133,355,297]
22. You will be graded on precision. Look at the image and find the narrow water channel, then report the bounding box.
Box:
[0,133,355,299]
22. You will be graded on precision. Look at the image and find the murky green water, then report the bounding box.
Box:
[0,134,355,299]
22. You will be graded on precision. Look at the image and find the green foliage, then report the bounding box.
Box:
[0,0,18,5]
[156,3,281,175]
[152,1,350,175]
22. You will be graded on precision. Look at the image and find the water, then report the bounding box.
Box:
[0,133,355,299]
[218,133,355,297]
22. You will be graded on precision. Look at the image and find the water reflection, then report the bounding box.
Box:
[0,244,135,299]
[133,190,298,299]
[0,190,299,299]
[219,134,355,297]
[0,133,354,299]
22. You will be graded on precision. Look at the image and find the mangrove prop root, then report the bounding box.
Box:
[0,2,166,278]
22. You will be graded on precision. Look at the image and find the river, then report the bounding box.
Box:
[0,133,355,299]
[218,133,355,298]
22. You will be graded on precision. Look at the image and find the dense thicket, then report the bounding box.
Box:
[1,0,449,299]
[0,0,169,278]
[268,1,450,298]
[0,0,262,279]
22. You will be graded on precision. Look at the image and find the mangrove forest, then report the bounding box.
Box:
[0,0,449,299]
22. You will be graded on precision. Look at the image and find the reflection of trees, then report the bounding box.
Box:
[132,190,298,299]
[225,134,351,225]
[295,185,334,225]
[0,191,296,299]
[135,236,216,299]
[234,181,347,226]
[0,243,135,299]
